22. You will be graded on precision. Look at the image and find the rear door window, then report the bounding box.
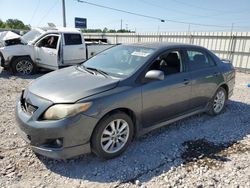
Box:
[64,33,82,45]
[186,49,215,71]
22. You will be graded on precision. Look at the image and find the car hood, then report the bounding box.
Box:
[0,31,20,41]
[0,31,22,47]
[28,66,120,103]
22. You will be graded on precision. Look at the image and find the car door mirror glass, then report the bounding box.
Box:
[145,70,164,81]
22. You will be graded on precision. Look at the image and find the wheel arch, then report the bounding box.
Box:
[218,83,229,99]
[90,107,138,146]
[10,55,33,66]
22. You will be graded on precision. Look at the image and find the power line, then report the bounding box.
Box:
[76,0,246,28]
[29,0,41,25]
[77,0,164,22]
[37,0,59,26]
[139,0,245,21]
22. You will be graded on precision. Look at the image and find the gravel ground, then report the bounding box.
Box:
[0,68,249,188]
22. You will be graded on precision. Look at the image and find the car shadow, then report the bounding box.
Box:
[0,68,51,79]
[39,100,250,185]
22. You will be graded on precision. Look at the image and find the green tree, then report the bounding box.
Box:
[82,28,103,33]
[117,29,134,33]
[81,28,134,33]
[108,29,116,33]
[4,19,30,30]
[0,19,6,28]
[102,27,109,33]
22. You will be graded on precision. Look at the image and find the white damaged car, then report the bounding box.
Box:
[0,27,113,74]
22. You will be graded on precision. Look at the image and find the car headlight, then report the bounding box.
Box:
[43,102,92,120]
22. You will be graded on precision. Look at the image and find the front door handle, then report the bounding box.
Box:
[183,78,190,85]
[49,52,56,56]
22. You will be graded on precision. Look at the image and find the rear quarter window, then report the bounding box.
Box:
[64,33,82,45]
[186,49,215,71]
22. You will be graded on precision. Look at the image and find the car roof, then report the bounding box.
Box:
[37,27,81,34]
[126,42,205,50]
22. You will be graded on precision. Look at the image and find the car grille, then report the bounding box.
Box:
[25,102,38,115]
[21,98,38,115]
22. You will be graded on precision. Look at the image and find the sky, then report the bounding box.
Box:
[0,0,250,33]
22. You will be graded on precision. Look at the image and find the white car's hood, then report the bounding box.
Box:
[0,31,20,42]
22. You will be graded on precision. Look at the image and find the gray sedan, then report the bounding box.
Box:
[15,43,235,159]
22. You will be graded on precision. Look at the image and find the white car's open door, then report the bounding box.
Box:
[35,34,61,70]
[62,33,86,65]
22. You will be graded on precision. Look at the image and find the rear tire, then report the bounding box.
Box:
[207,87,227,116]
[91,112,134,159]
[11,57,37,75]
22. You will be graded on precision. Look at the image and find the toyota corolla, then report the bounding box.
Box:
[15,43,235,159]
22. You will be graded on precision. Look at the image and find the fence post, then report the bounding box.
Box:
[228,34,236,62]
[159,34,162,42]
[189,34,193,44]
[137,34,140,43]
[115,34,118,44]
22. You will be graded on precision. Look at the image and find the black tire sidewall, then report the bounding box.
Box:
[91,112,134,159]
[12,57,36,75]
[209,87,227,115]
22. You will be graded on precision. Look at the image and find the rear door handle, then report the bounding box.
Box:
[183,78,190,85]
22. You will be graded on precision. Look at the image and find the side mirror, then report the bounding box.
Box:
[36,42,42,48]
[145,70,164,81]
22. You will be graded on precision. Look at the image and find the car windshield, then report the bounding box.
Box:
[82,45,155,78]
[21,29,43,43]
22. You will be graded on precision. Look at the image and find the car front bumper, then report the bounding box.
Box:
[15,94,99,159]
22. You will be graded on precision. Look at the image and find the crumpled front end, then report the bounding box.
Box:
[15,89,99,159]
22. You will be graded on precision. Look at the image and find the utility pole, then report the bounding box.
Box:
[230,23,234,34]
[62,0,66,27]
[120,19,123,30]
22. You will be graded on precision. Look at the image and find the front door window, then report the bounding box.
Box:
[38,35,59,49]
[148,50,183,76]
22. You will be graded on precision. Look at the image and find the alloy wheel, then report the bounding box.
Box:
[100,119,129,154]
[16,60,33,75]
[213,90,226,113]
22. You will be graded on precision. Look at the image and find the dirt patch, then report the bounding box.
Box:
[181,138,250,171]
[181,139,234,169]
[182,139,233,162]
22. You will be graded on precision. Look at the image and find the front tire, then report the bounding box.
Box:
[11,57,37,75]
[208,87,227,115]
[91,112,134,159]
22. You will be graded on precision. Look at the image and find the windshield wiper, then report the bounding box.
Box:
[85,67,109,77]
[80,65,95,75]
